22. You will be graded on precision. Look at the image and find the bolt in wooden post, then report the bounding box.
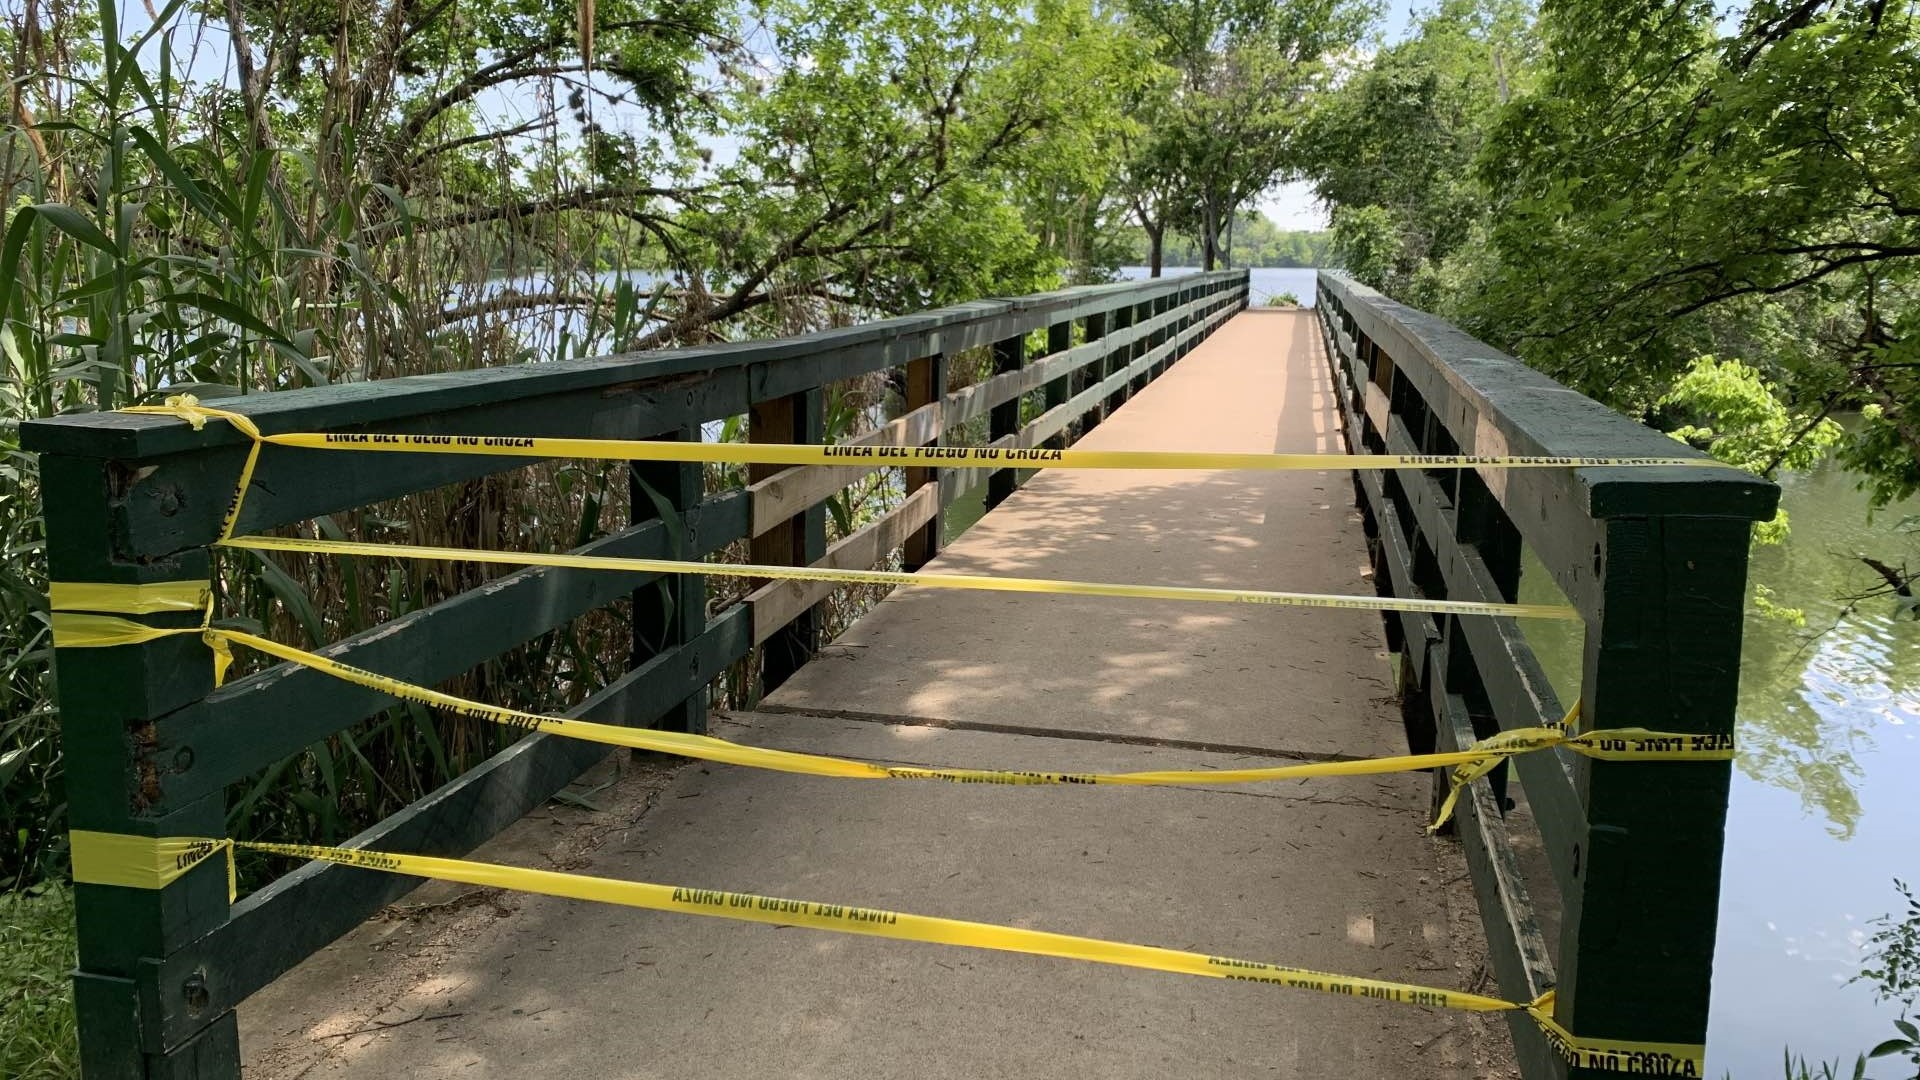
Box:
[902,352,948,572]
[1553,512,1754,1078]
[985,334,1024,510]
[631,425,708,734]
[750,388,825,693]
[41,452,241,1080]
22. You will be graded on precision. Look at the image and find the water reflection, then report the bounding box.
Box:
[1738,462,1919,837]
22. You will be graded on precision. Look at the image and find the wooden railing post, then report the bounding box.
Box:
[631,425,708,734]
[1167,282,1182,361]
[1150,292,1173,378]
[1554,511,1753,1078]
[985,333,1025,510]
[1043,319,1072,450]
[902,351,947,572]
[1129,295,1154,396]
[1079,310,1109,432]
[750,388,825,692]
[43,452,240,1079]
[1105,303,1134,416]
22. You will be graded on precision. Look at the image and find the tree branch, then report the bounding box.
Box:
[424,290,598,330]
[369,186,694,241]
[405,117,555,169]
[395,18,718,148]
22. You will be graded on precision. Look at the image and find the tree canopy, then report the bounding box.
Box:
[1295,0,1920,510]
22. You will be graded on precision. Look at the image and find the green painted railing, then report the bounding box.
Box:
[1316,272,1778,1079]
[24,270,1247,1078]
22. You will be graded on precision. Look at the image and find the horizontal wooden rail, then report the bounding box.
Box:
[141,491,750,816]
[742,284,1229,539]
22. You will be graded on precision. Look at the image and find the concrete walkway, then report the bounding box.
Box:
[239,310,1511,1079]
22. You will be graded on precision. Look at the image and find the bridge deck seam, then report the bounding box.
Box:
[737,706,1382,765]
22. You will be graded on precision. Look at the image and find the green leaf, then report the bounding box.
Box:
[268,339,330,385]
[127,126,225,221]
[370,183,414,239]
[157,292,289,343]
[825,492,853,535]
[129,0,192,52]
[245,550,327,648]
[30,204,117,256]
[633,473,687,558]
[1868,1038,1914,1058]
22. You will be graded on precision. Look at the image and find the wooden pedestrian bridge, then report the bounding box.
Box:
[27,270,1781,1079]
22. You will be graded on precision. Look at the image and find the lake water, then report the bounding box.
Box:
[1702,463,1918,1075]
[1116,265,1319,307]
[481,266,1315,359]
[1519,452,1919,1076]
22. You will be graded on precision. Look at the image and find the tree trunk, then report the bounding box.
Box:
[1147,223,1164,278]
[1201,201,1219,271]
[222,0,276,154]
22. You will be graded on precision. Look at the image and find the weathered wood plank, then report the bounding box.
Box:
[747,401,942,535]
[749,387,826,690]
[747,484,942,644]
[1437,691,1559,1080]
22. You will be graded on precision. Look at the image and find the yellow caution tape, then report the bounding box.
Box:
[47,604,1733,828]
[65,830,1707,1075]
[125,395,1729,473]
[47,580,210,615]
[218,534,1582,622]
[125,397,264,540]
[70,829,235,899]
